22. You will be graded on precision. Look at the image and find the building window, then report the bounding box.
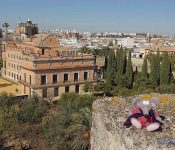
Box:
[53,74,57,84]
[29,75,31,84]
[42,49,45,55]
[4,60,6,69]
[75,85,79,94]
[74,73,78,81]
[41,75,46,85]
[84,72,88,81]
[54,87,59,97]
[24,85,26,94]
[65,86,69,93]
[64,73,68,82]
[24,73,26,82]
[42,88,47,98]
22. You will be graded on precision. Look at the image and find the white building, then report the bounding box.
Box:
[117,37,135,48]
[131,48,145,59]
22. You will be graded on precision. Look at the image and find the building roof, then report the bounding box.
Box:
[143,43,175,52]
[23,34,60,48]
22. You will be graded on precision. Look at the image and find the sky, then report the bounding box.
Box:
[0,0,175,34]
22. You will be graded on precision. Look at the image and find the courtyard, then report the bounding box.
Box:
[0,77,19,95]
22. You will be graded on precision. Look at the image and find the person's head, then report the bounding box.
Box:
[133,98,159,116]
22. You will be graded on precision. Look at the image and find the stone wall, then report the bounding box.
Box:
[91,94,175,150]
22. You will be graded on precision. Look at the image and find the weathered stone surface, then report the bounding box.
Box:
[91,94,175,150]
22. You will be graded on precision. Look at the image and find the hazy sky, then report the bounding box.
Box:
[1,0,175,34]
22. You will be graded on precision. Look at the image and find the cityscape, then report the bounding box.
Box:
[0,0,175,150]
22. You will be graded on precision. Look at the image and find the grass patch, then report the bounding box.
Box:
[0,77,18,95]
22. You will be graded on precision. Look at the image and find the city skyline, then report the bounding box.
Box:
[1,0,175,34]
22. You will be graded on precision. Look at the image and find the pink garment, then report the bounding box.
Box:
[131,108,158,127]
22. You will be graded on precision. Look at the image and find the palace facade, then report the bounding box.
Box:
[1,34,97,99]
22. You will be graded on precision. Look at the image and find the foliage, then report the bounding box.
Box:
[141,58,148,78]
[41,93,96,150]
[64,107,91,150]
[160,52,171,85]
[125,51,133,88]
[83,82,94,93]
[159,84,175,93]
[94,82,113,94]
[17,96,49,123]
[111,87,132,97]
[149,54,158,87]
[104,49,116,84]
[134,77,154,90]
[115,47,127,85]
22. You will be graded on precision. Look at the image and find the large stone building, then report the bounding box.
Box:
[14,19,38,41]
[1,34,97,99]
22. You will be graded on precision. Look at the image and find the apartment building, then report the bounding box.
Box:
[144,43,175,56]
[1,34,97,99]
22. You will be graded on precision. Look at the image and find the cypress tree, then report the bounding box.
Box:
[115,47,126,85]
[149,54,158,87]
[105,49,116,85]
[125,51,133,88]
[160,52,171,85]
[142,58,148,78]
[170,63,175,84]
[155,50,160,85]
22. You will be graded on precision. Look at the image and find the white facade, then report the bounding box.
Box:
[131,48,145,58]
[117,37,135,48]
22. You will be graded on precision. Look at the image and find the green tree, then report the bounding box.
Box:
[115,47,127,86]
[41,93,96,150]
[155,50,160,85]
[125,51,133,88]
[103,47,110,79]
[65,107,91,150]
[105,49,116,85]
[17,96,49,123]
[149,54,158,87]
[83,82,94,93]
[94,82,113,95]
[142,58,148,78]
[160,52,171,85]
[79,46,91,54]
[2,22,9,36]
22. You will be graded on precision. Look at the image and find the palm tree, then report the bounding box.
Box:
[65,107,92,150]
[41,93,95,150]
[2,22,9,37]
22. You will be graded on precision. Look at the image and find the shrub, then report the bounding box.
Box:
[111,87,132,97]
[17,97,49,123]
[94,82,113,94]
